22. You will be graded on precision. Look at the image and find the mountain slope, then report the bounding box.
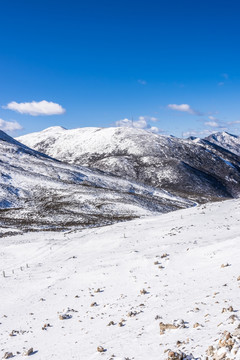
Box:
[0,130,193,235]
[204,131,240,156]
[1,198,239,359]
[17,126,240,202]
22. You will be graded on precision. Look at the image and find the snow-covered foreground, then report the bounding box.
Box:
[0,199,240,359]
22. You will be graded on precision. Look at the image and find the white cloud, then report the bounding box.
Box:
[149,116,158,122]
[204,121,219,127]
[182,129,212,138]
[168,103,201,115]
[115,116,160,133]
[208,116,217,120]
[204,116,228,129]
[218,73,229,86]
[149,126,159,133]
[138,79,147,85]
[4,100,65,116]
[0,119,22,132]
[227,120,240,125]
[222,73,229,79]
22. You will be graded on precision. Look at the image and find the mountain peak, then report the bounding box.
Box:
[205,131,240,156]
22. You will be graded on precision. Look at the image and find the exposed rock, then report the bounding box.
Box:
[167,350,193,359]
[97,346,105,353]
[59,313,71,320]
[206,327,240,359]
[160,322,179,335]
[222,306,234,313]
[193,322,201,328]
[221,263,230,268]
[23,348,33,356]
[42,323,51,330]
[107,321,115,326]
[2,353,13,359]
[90,302,98,307]
[127,311,138,317]
[228,314,238,323]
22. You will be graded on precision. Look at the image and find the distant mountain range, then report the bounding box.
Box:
[0,130,193,236]
[204,131,240,156]
[17,127,240,202]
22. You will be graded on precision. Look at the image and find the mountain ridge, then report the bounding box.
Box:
[0,129,194,235]
[16,126,240,202]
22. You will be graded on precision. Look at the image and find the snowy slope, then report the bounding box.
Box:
[0,130,193,235]
[205,131,240,156]
[0,198,239,359]
[16,126,240,202]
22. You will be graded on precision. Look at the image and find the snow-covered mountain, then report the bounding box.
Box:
[204,131,240,156]
[17,126,240,202]
[0,130,193,235]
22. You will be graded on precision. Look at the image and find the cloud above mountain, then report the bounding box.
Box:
[204,121,219,127]
[204,116,228,129]
[115,116,159,133]
[168,103,201,115]
[0,119,22,132]
[182,129,212,138]
[4,100,65,116]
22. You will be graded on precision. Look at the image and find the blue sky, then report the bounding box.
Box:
[0,0,240,137]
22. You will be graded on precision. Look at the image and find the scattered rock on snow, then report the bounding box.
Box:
[221,263,230,268]
[222,306,234,313]
[167,350,194,359]
[193,322,202,328]
[159,322,179,335]
[107,321,115,326]
[59,313,72,320]
[127,311,138,317]
[2,352,13,359]
[206,327,240,359]
[23,348,34,356]
[90,302,98,307]
[97,346,106,353]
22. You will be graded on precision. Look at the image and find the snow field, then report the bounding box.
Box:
[0,199,240,359]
